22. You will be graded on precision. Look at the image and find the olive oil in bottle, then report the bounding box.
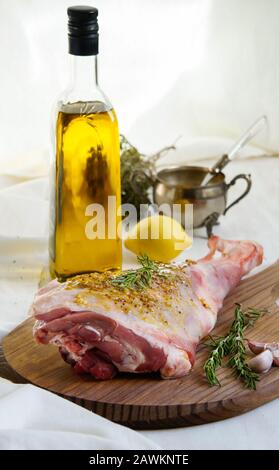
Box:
[50,6,122,278]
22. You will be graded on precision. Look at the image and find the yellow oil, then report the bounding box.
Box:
[50,101,122,278]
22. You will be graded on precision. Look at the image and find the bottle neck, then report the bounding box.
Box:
[69,54,99,94]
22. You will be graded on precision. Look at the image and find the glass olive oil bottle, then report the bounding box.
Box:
[50,6,122,278]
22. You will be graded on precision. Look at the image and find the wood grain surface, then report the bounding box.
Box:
[3,261,279,430]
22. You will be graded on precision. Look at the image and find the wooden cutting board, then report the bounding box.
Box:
[3,261,279,430]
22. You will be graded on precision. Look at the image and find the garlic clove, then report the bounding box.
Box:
[266,342,279,365]
[265,342,279,352]
[248,349,273,374]
[248,340,279,367]
[248,340,266,355]
[271,349,279,367]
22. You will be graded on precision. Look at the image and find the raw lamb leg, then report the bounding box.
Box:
[32,236,263,379]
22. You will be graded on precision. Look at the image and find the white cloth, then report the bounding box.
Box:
[0,378,160,450]
[144,399,279,450]
[0,179,48,339]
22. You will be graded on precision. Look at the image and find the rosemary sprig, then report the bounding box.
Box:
[111,254,162,290]
[204,336,231,386]
[204,304,267,389]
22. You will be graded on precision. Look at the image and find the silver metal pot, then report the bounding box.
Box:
[132,165,252,237]
[154,165,252,236]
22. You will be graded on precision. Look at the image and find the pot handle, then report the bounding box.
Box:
[224,173,252,215]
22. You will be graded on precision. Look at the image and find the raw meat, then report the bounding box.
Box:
[32,236,263,379]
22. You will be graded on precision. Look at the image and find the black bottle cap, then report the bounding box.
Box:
[67,6,99,56]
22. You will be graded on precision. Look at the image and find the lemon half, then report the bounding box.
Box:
[124,214,192,263]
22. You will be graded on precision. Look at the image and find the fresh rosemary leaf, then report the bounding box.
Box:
[203,336,231,386]
[111,254,161,290]
[204,303,267,389]
[228,351,259,390]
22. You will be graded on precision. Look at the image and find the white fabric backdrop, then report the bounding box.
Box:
[1,0,279,176]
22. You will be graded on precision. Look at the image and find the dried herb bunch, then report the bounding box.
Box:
[120,135,175,217]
